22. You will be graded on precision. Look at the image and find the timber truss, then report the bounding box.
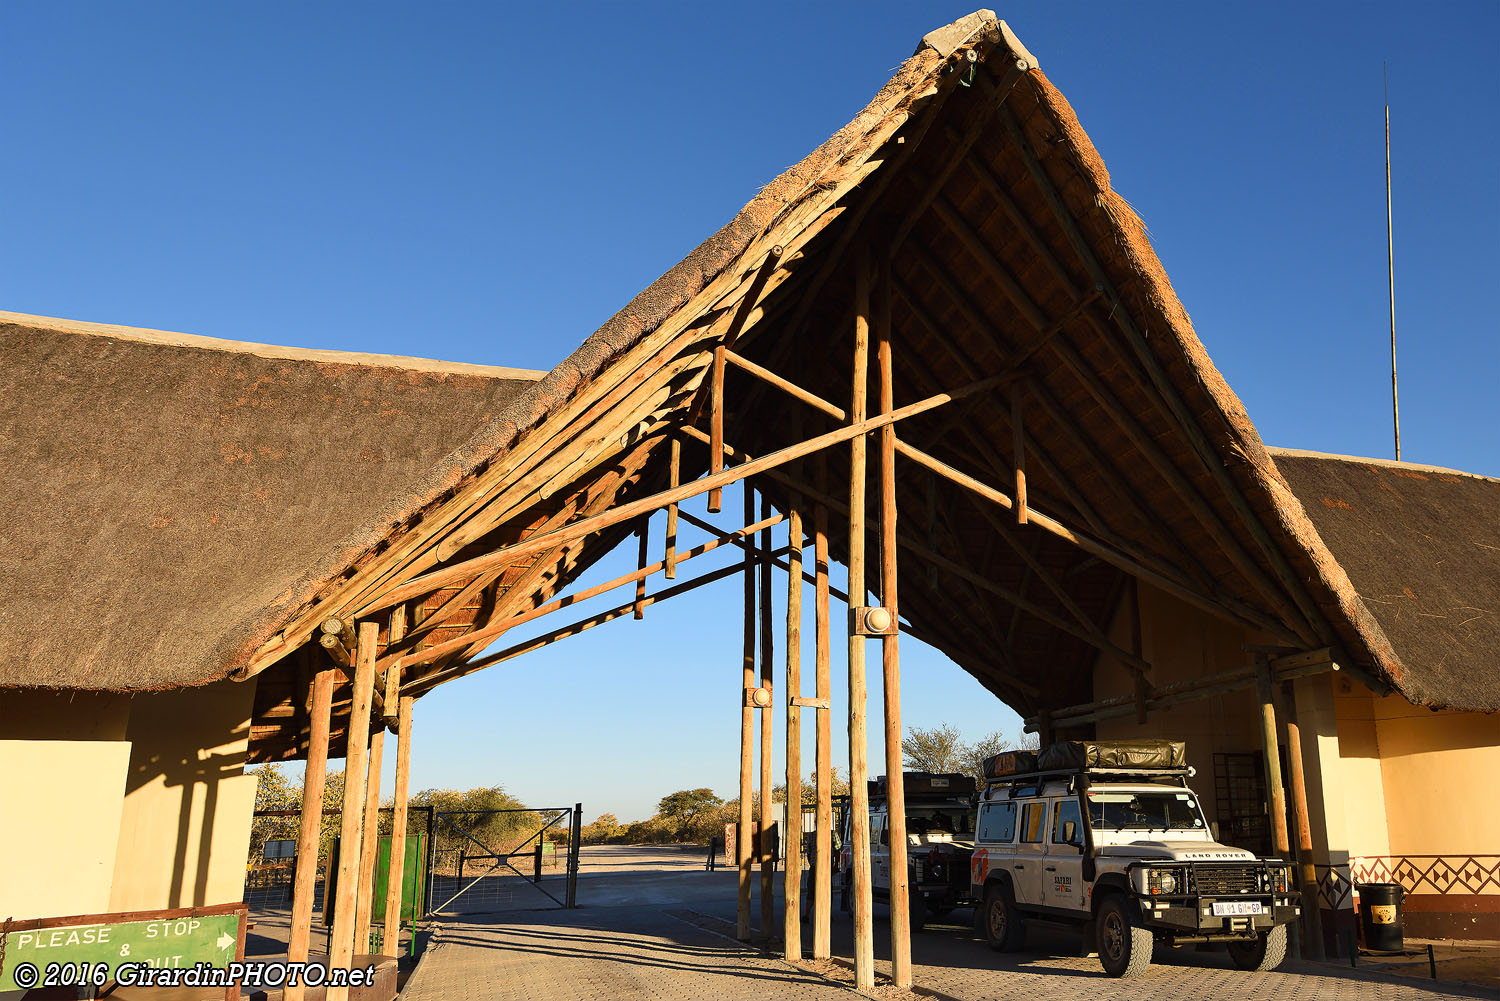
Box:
[247,17,1378,991]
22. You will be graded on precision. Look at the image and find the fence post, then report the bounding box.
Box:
[566,803,581,908]
[533,839,543,883]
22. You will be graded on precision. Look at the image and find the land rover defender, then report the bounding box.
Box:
[840,772,977,930]
[969,740,1299,977]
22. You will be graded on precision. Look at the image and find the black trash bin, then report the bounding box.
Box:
[1357,882,1405,952]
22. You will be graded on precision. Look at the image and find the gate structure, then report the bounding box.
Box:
[428,803,582,913]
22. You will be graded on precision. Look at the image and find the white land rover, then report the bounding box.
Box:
[969,740,1300,977]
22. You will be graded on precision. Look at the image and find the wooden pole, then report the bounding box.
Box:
[328,622,376,1001]
[1012,388,1028,526]
[759,492,775,938]
[364,372,1009,614]
[738,484,756,940]
[709,341,727,513]
[352,727,385,954]
[876,261,912,988]
[634,517,649,619]
[1385,77,1400,461]
[287,665,335,1001]
[848,248,875,991]
[1282,681,1325,960]
[382,696,413,959]
[665,436,680,579]
[1255,658,1292,862]
[812,504,833,960]
[783,502,804,957]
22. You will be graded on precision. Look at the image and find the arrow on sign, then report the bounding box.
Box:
[218,932,235,951]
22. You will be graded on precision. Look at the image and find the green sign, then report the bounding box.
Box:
[1,913,240,991]
[371,833,428,924]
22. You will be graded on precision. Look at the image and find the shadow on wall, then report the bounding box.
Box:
[112,680,260,911]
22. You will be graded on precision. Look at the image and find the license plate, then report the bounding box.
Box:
[1212,900,1265,916]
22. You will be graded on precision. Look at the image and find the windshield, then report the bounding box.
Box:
[905,807,974,837]
[1087,791,1206,833]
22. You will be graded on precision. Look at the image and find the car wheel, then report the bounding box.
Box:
[1096,895,1153,978]
[982,881,1024,952]
[1227,924,1288,972]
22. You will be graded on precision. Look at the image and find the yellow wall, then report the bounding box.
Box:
[0,680,261,919]
[1337,683,1500,857]
[108,679,260,911]
[0,739,133,920]
[1093,582,1262,832]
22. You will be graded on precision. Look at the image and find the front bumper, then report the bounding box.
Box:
[1137,896,1300,935]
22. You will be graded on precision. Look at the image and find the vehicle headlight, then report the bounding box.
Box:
[1274,866,1290,894]
[1147,868,1179,895]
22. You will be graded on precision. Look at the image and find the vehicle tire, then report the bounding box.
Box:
[1096,895,1153,978]
[1227,924,1288,972]
[982,881,1024,952]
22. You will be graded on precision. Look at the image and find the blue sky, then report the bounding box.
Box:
[5,3,1495,821]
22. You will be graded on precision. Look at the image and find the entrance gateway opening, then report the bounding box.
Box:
[229,12,1395,987]
[6,10,1495,1001]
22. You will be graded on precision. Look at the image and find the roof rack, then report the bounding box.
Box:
[983,765,1193,795]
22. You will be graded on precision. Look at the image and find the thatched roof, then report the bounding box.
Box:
[7,13,1494,760]
[1270,449,1500,711]
[0,312,543,690]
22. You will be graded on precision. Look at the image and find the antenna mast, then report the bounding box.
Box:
[1386,63,1401,460]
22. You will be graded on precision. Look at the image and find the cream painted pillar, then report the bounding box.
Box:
[1291,674,1361,954]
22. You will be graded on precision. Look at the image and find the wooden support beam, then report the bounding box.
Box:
[996,103,1334,648]
[287,666,335,1001]
[738,485,756,941]
[634,518,649,620]
[395,511,783,675]
[328,622,377,1001]
[1012,388,1028,526]
[783,503,804,958]
[665,436,680,579]
[1032,657,1342,730]
[710,248,782,513]
[382,695,413,959]
[1282,681,1325,960]
[1255,658,1293,867]
[812,504,833,960]
[381,607,405,725]
[685,427,1045,699]
[404,557,773,696]
[877,260,912,988]
[847,249,875,992]
[364,373,1007,615]
[353,727,384,954]
[319,632,352,668]
[758,492,775,939]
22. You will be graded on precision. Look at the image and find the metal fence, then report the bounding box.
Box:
[427,804,581,914]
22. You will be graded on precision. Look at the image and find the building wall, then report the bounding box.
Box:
[1088,583,1500,942]
[0,692,134,920]
[1093,582,1262,835]
[108,679,260,912]
[1336,681,1500,939]
[0,681,260,921]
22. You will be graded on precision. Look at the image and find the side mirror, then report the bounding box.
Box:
[1062,820,1078,846]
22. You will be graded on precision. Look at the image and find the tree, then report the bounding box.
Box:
[904,723,1037,788]
[657,788,723,824]
[580,813,622,845]
[902,723,966,773]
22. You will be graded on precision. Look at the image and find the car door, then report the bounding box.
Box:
[870,811,889,894]
[1011,800,1048,905]
[1043,796,1086,913]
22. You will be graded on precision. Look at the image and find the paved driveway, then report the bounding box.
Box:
[399,861,1498,1001]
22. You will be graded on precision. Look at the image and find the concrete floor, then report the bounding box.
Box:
[392,845,1500,1000]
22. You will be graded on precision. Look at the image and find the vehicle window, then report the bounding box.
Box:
[1052,799,1082,846]
[1019,802,1047,843]
[1087,791,1206,832]
[977,802,1017,843]
[906,807,975,837]
[870,813,885,846]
